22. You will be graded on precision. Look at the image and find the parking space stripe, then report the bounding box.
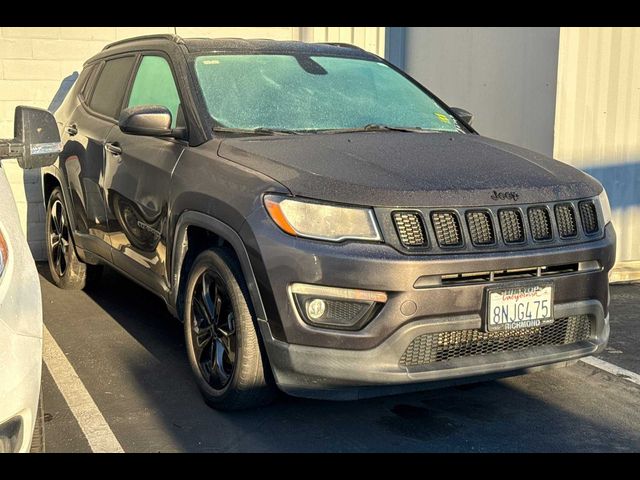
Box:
[581,356,640,386]
[43,326,125,453]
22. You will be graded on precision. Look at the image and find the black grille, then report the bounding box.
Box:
[431,212,463,247]
[579,201,599,234]
[388,199,600,254]
[498,209,524,243]
[528,207,553,241]
[323,300,369,323]
[555,204,577,238]
[393,212,427,247]
[399,315,592,367]
[466,211,495,245]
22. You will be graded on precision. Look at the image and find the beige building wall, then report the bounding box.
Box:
[0,26,384,260]
[554,27,640,276]
[299,27,386,57]
[403,27,561,157]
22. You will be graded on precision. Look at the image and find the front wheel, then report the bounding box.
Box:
[46,187,101,290]
[184,248,276,410]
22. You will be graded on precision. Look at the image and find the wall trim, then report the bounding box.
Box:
[384,27,406,68]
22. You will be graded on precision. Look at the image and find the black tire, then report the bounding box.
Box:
[30,392,45,453]
[46,187,102,290]
[184,248,276,410]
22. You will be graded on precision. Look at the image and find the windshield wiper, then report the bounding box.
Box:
[213,125,438,135]
[212,126,300,135]
[363,124,421,132]
[312,124,438,134]
[251,127,301,135]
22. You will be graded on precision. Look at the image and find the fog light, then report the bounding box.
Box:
[289,283,387,330]
[306,299,327,320]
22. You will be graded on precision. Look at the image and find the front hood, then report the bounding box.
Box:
[218,132,602,207]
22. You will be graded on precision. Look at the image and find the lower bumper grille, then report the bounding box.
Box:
[399,315,592,367]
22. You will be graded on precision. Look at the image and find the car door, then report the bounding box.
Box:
[60,55,137,261]
[102,54,187,295]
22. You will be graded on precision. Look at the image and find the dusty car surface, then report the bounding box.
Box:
[39,35,615,410]
[1,106,61,451]
[0,168,44,453]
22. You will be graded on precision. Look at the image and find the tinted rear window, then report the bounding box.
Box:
[80,64,98,99]
[89,56,136,119]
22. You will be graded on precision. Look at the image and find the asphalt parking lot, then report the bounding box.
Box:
[39,264,640,452]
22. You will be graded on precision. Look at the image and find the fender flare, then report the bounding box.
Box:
[41,165,79,241]
[170,211,267,322]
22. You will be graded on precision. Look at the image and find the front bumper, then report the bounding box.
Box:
[0,326,42,452]
[242,210,615,399]
[259,301,608,399]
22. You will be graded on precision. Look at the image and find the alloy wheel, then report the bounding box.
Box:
[190,270,237,389]
[49,199,70,277]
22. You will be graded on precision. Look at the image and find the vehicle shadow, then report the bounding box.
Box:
[39,264,640,452]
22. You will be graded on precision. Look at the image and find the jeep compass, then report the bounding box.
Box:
[38,35,615,409]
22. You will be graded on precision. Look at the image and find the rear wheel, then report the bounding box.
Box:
[46,187,102,290]
[184,248,276,410]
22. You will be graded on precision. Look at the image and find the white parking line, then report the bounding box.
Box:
[43,326,124,453]
[580,356,640,386]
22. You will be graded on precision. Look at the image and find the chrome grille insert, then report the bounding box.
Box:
[466,210,495,245]
[498,209,525,243]
[392,212,427,247]
[579,201,599,234]
[555,203,577,238]
[431,211,463,247]
[528,207,553,241]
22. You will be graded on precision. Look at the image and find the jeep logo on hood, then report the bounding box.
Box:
[490,190,520,202]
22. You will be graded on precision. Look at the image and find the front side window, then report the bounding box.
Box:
[89,56,136,119]
[128,56,181,128]
[193,54,463,133]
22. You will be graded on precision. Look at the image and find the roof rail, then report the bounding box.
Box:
[316,42,364,51]
[103,34,184,51]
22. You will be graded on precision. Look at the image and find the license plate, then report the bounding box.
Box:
[486,282,554,331]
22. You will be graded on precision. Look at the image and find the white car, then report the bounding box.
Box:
[0,106,62,453]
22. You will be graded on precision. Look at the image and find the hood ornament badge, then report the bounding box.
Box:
[490,190,519,202]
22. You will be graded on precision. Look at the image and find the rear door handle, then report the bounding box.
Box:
[65,124,78,136]
[104,142,122,156]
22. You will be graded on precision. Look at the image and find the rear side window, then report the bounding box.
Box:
[80,64,99,99]
[127,56,181,128]
[89,56,136,119]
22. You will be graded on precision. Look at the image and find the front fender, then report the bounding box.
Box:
[169,211,267,322]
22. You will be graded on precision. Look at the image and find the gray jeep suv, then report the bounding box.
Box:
[36,34,615,409]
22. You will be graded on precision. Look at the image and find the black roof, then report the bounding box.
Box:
[183,38,371,57]
[99,34,375,60]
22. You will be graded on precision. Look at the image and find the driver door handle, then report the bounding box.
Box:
[65,124,78,136]
[104,142,122,156]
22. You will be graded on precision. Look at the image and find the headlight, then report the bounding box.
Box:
[598,189,612,225]
[264,195,382,242]
[0,227,8,281]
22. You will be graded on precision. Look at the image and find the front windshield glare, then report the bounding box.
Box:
[193,54,463,133]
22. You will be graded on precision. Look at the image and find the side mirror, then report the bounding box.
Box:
[451,107,473,126]
[0,106,62,169]
[119,105,173,137]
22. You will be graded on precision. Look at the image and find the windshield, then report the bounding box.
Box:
[193,54,464,133]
